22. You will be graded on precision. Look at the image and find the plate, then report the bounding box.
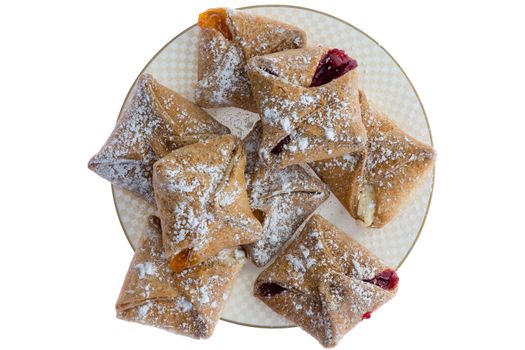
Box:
[112,5,434,328]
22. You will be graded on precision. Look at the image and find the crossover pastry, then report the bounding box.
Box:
[196,8,306,111]
[116,216,246,339]
[254,214,399,347]
[88,73,229,204]
[152,135,262,272]
[246,46,367,168]
[310,92,436,227]
[243,121,329,267]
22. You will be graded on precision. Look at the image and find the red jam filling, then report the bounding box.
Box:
[364,269,399,291]
[270,135,291,155]
[198,8,232,40]
[310,49,358,87]
[262,67,279,76]
[362,311,372,320]
[258,283,287,297]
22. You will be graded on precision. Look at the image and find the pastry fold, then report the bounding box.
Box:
[196,8,306,111]
[247,46,367,168]
[88,73,229,204]
[152,134,262,272]
[116,216,246,339]
[243,121,329,267]
[254,214,398,347]
[310,92,436,227]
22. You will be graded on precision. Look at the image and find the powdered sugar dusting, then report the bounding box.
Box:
[135,262,157,279]
[89,74,229,204]
[249,47,366,167]
[196,9,306,110]
[116,221,246,338]
[153,136,261,266]
[243,123,329,267]
[255,215,397,346]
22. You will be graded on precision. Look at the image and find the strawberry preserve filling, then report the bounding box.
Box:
[362,311,372,320]
[258,283,287,297]
[270,135,291,155]
[364,269,399,291]
[310,49,358,87]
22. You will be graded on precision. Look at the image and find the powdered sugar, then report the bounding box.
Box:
[325,127,336,141]
[196,9,305,110]
[243,123,329,267]
[248,47,366,167]
[116,222,246,338]
[135,262,157,279]
[153,136,261,268]
[297,137,309,151]
[255,215,397,346]
[176,298,193,313]
[89,74,229,204]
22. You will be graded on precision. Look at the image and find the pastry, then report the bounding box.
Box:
[246,46,367,168]
[310,92,436,227]
[116,216,246,339]
[243,121,329,267]
[254,214,398,347]
[196,8,306,111]
[152,134,262,272]
[88,73,229,204]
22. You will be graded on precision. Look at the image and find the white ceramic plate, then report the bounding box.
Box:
[112,5,434,328]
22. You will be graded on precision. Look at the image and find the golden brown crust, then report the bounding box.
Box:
[254,215,397,347]
[310,92,436,227]
[116,216,246,339]
[152,135,262,272]
[88,74,229,204]
[242,122,329,266]
[246,46,366,168]
[195,8,306,111]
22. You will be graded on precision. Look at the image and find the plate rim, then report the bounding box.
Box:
[111,4,435,330]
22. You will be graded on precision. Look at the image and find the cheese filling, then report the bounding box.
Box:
[357,184,376,227]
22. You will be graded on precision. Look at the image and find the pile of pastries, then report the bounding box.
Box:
[89,8,435,348]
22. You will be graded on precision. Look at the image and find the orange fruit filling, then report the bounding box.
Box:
[198,8,232,40]
[169,249,191,272]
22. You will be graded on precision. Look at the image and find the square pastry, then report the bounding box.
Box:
[243,121,329,267]
[196,8,306,111]
[116,216,246,339]
[88,74,229,204]
[247,47,366,168]
[152,135,262,272]
[254,214,398,347]
[310,92,436,227]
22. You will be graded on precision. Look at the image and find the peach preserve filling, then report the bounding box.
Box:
[252,209,266,224]
[198,8,232,40]
[169,249,191,272]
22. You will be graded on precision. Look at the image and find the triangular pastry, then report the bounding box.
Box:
[116,216,246,339]
[152,134,262,272]
[310,92,436,227]
[196,8,306,111]
[254,214,398,347]
[243,121,329,267]
[88,73,229,204]
[247,46,367,168]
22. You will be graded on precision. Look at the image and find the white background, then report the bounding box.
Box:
[1,0,524,349]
